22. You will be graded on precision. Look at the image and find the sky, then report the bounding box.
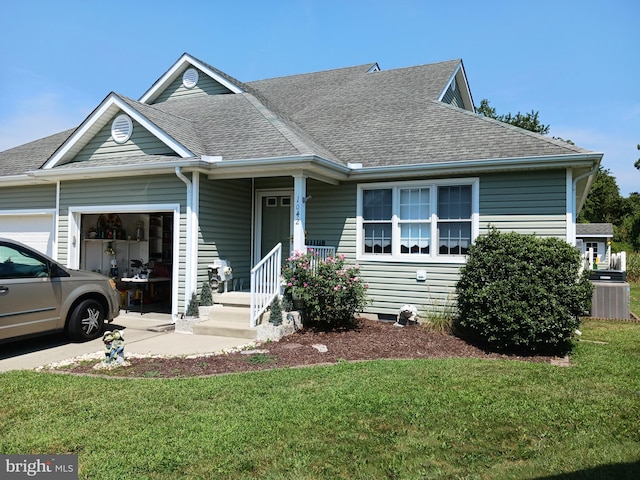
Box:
[1,0,638,195]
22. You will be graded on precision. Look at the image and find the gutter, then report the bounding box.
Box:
[347,153,604,180]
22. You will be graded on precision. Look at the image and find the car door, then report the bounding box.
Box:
[0,242,61,340]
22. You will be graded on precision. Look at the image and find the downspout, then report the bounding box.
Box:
[570,163,599,245]
[175,167,195,309]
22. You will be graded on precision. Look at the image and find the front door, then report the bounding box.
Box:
[259,193,292,259]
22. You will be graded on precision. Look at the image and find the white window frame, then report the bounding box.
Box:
[356,178,479,263]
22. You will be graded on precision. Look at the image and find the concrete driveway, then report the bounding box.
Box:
[0,312,252,372]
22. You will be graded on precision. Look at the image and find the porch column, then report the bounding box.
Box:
[292,174,307,254]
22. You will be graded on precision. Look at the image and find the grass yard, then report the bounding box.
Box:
[1,318,639,479]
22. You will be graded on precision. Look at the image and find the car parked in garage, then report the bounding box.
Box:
[0,238,120,342]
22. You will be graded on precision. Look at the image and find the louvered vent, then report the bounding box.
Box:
[182,68,199,89]
[111,114,133,144]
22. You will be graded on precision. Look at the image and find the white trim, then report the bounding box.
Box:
[566,169,574,245]
[140,53,243,104]
[254,188,293,263]
[356,177,479,263]
[68,203,181,320]
[42,94,194,170]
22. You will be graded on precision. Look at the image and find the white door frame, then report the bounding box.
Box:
[68,203,180,319]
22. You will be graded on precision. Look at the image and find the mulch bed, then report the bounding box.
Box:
[58,319,552,378]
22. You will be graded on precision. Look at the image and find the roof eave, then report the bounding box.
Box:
[347,153,604,180]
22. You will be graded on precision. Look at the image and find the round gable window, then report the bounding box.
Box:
[182,68,199,89]
[111,114,133,144]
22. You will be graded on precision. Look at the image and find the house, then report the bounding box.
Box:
[0,53,603,324]
[576,223,613,269]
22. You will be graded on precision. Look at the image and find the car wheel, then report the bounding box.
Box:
[67,299,105,341]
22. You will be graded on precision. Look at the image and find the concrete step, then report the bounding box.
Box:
[193,304,256,340]
[193,319,257,340]
[212,291,251,307]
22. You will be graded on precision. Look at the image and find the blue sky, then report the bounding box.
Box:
[1,0,638,195]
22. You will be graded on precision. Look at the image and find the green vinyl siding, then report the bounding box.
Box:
[57,175,187,282]
[479,170,567,237]
[71,117,176,163]
[441,79,465,108]
[310,171,569,315]
[306,180,356,257]
[0,184,56,210]
[305,181,461,315]
[359,261,461,315]
[254,177,292,190]
[153,68,233,104]
[198,178,252,290]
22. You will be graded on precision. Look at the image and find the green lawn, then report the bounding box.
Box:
[1,318,639,479]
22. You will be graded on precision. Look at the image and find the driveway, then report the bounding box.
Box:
[0,312,251,372]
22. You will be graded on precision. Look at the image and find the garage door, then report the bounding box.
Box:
[0,214,54,257]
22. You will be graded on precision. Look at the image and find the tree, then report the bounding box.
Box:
[634,144,640,170]
[578,166,624,225]
[476,99,550,135]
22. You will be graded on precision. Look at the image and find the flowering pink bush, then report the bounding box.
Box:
[282,250,370,329]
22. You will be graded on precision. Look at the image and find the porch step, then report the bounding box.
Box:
[212,291,252,307]
[193,299,257,340]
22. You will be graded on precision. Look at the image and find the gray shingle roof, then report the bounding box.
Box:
[246,61,590,167]
[576,223,614,236]
[0,130,73,176]
[0,57,597,177]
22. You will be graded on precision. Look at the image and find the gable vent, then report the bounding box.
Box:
[182,68,199,89]
[111,114,133,144]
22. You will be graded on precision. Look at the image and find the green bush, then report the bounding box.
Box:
[455,229,593,354]
[282,251,370,330]
[185,292,199,318]
[268,296,283,325]
[200,281,213,306]
[627,252,640,282]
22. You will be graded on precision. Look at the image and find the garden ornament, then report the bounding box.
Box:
[102,329,125,366]
[395,304,419,327]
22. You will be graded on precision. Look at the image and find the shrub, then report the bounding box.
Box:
[627,252,640,282]
[268,296,283,326]
[455,228,593,354]
[282,251,370,330]
[200,281,213,306]
[185,292,200,318]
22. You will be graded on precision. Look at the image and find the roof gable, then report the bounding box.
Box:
[140,53,244,104]
[42,93,197,169]
[437,60,474,111]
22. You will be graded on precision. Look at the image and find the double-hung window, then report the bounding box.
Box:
[358,179,477,261]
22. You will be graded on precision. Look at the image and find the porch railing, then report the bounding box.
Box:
[306,245,336,260]
[250,242,282,328]
[610,251,626,272]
